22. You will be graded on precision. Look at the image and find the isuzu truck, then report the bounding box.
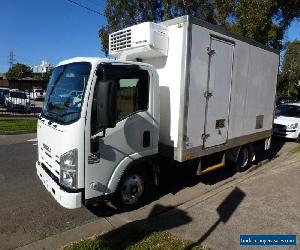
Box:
[36,16,279,209]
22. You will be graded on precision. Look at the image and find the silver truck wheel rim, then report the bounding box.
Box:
[121,174,144,205]
[240,148,249,168]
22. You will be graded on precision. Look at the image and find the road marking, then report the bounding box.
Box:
[32,143,38,146]
[27,138,37,142]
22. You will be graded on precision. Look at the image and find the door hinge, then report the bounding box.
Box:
[207,48,216,56]
[204,91,213,99]
[201,133,210,141]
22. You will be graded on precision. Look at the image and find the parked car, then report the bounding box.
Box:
[276,96,297,106]
[273,103,300,142]
[30,88,46,100]
[5,91,31,112]
[0,87,9,106]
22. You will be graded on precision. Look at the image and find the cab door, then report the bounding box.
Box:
[84,64,158,200]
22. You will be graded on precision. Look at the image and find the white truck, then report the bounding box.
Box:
[36,16,279,209]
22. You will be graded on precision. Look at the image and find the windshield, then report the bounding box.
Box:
[10,92,27,99]
[42,62,91,124]
[276,105,300,118]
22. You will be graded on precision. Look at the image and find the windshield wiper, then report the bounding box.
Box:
[60,111,80,117]
[42,110,62,124]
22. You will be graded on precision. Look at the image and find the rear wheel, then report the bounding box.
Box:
[112,167,149,210]
[235,146,249,172]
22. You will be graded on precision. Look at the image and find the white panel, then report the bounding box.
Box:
[144,24,185,148]
[226,42,249,139]
[242,46,278,134]
[185,25,209,149]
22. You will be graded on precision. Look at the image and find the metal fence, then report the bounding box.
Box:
[0,89,43,117]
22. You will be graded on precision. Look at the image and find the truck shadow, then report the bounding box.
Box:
[88,138,285,217]
[86,204,192,249]
[253,137,286,163]
[86,189,245,249]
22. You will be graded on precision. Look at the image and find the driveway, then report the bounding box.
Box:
[148,141,300,250]
[0,134,297,249]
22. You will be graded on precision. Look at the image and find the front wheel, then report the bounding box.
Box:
[112,167,149,210]
[235,146,250,172]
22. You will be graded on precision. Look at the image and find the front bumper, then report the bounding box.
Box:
[36,161,82,209]
[273,129,298,139]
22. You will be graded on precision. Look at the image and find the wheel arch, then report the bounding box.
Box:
[225,143,255,163]
[106,153,153,194]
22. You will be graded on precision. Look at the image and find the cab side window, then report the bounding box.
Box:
[91,66,149,136]
[117,77,148,120]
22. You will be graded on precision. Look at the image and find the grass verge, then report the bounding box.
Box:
[64,222,209,250]
[0,119,37,132]
[290,145,300,154]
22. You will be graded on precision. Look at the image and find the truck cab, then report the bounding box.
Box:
[36,57,159,209]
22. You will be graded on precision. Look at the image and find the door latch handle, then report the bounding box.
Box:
[143,131,150,148]
[204,91,213,99]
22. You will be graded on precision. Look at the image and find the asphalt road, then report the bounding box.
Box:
[0,140,97,250]
[0,135,297,249]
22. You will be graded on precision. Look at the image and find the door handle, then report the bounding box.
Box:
[143,131,150,148]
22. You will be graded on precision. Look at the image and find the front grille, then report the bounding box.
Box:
[110,28,132,52]
[273,124,286,130]
[14,104,25,108]
[41,162,59,185]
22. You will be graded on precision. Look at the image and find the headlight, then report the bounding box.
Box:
[286,123,298,130]
[60,149,78,189]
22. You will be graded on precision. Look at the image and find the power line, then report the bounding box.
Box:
[65,0,105,16]
[8,51,16,68]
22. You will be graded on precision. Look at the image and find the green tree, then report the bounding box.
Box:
[99,0,300,55]
[277,41,300,97]
[275,0,300,29]
[41,70,52,81]
[5,63,32,80]
[235,0,282,49]
[216,0,300,48]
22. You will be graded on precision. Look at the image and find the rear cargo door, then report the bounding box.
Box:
[203,37,234,148]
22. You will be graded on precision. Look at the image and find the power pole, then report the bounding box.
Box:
[8,51,16,68]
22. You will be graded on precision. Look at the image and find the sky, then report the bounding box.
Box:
[0,0,106,73]
[0,0,299,73]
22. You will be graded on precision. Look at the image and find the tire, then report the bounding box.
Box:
[296,133,300,143]
[235,146,250,172]
[112,167,150,210]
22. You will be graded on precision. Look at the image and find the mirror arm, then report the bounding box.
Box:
[100,129,106,138]
[90,129,106,153]
[91,128,106,140]
[90,136,99,153]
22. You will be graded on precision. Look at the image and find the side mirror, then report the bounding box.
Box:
[96,80,117,130]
